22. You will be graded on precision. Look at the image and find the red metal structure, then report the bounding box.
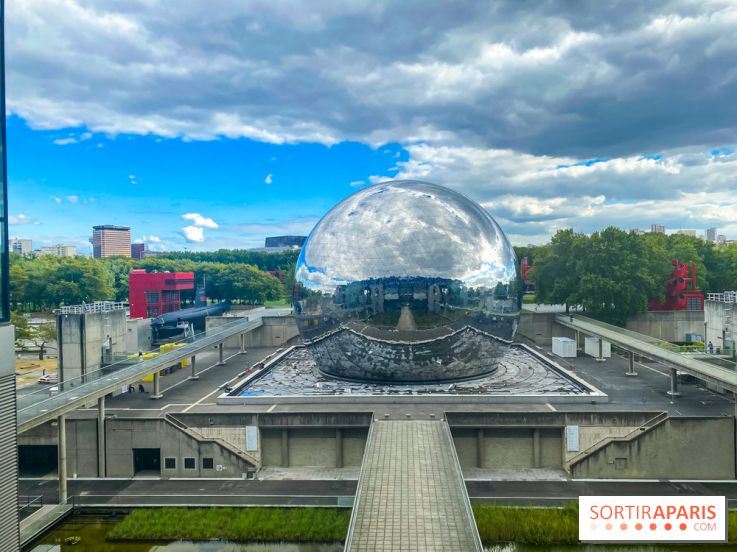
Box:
[649,259,704,311]
[520,257,535,293]
[129,269,195,318]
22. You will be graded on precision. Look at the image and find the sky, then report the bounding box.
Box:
[5,0,737,254]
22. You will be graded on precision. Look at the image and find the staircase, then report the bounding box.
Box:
[164,414,261,470]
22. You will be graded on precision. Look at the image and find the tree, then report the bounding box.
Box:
[30,323,57,360]
[530,229,586,313]
[11,312,31,350]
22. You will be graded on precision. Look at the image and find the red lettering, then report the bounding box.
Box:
[690,505,700,519]
[666,505,676,517]
[707,505,716,520]
[601,505,612,519]
[615,505,623,518]
[677,506,688,519]
[641,505,651,519]
[590,506,599,520]
[654,506,665,519]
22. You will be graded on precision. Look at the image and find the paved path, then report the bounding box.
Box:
[346,420,482,552]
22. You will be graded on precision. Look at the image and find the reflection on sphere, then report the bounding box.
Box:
[294,180,520,383]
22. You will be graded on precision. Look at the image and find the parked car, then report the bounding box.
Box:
[38,374,58,384]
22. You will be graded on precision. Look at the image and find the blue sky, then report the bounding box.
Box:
[8,116,408,252]
[6,1,737,253]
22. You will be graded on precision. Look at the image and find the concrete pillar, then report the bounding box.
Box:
[667,368,680,397]
[151,372,162,399]
[281,429,289,468]
[58,414,67,503]
[188,356,198,380]
[476,429,484,469]
[575,330,580,352]
[335,429,343,469]
[217,343,226,365]
[532,428,541,468]
[239,334,247,354]
[97,397,106,478]
[625,350,638,377]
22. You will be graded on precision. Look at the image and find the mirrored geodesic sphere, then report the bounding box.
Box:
[294,180,520,383]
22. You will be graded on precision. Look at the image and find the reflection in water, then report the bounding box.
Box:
[295,180,520,383]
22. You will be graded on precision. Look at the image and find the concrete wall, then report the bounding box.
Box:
[571,417,735,479]
[260,427,368,468]
[705,300,737,357]
[206,315,300,349]
[517,313,575,346]
[58,309,127,381]
[448,411,658,471]
[126,318,153,355]
[626,311,704,343]
[451,427,562,469]
[19,417,253,478]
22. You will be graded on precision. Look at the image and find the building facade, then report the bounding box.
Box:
[650,224,665,234]
[9,238,31,255]
[92,225,131,258]
[264,235,306,248]
[131,243,146,260]
[0,2,20,547]
[706,227,717,242]
[129,269,195,319]
[37,244,76,257]
[705,292,737,357]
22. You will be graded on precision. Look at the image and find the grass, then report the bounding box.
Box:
[521,294,537,304]
[263,299,292,308]
[474,504,579,545]
[474,505,737,546]
[108,507,350,542]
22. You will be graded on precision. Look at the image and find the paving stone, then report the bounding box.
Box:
[346,420,481,551]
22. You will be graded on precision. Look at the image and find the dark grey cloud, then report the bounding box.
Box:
[8,0,737,157]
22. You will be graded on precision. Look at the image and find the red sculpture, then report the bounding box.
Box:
[649,259,704,311]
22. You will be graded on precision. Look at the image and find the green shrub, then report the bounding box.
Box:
[108,507,350,542]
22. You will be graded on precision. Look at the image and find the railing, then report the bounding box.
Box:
[707,292,737,303]
[19,496,75,546]
[17,308,292,430]
[164,414,261,469]
[566,412,669,471]
[55,302,127,314]
[18,495,43,520]
[71,494,354,507]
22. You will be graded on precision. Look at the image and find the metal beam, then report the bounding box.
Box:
[555,314,737,392]
[57,415,67,503]
[97,397,105,477]
[188,356,198,381]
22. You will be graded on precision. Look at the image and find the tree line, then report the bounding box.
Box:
[9,250,298,312]
[516,228,737,325]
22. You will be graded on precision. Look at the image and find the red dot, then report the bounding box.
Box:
[636,523,643,530]
[650,523,657,530]
[680,523,687,531]
[605,523,613,531]
[665,523,672,530]
[620,523,628,531]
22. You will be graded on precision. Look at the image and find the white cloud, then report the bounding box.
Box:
[52,131,92,146]
[50,195,61,203]
[180,225,204,242]
[9,214,37,225]
[181,212,218,228]
[140,235,162,243]
[349,180,364,188]
[66,195,79,204]
[265,173,273,185]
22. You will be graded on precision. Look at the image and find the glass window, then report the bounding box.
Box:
[164,457,176,470]
[184,457,196,470]
[202,457,214,469]
[145,291,160,304]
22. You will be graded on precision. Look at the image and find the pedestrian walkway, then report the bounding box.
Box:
[345,420,482,551]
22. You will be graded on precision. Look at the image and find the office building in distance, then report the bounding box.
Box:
[131,242,146,260]
[36,244,76,257]
[92,225,131,258]
[264,235,306,248]
[9,238,31,255]
[650,223,665,233]
[706,227,718,242]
